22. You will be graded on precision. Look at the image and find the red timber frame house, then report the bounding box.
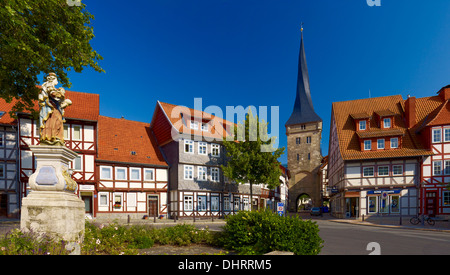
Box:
[0,99,20,218]
[1,87,286,221]
[96,116,169,220]
[328,85,450,219]
[15,90,170,220]
[410,85,450,217]
[17,91,99,217]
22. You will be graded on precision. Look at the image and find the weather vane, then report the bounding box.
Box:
[301,22,304,33]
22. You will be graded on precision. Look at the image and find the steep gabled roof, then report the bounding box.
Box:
[0,90,100,123]
[286,32,321,126]
[0,98,18,125]
[64,91,99,121]
[412,95,444,130]
[423,99,450,127]
[332,95,432,160]
[97,115,167,167]
[151,101,235,145]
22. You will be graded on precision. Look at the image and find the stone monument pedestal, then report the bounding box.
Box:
[20,145,85,243]
[21,191,85,243]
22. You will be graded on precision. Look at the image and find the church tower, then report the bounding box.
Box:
[285,29,323,212]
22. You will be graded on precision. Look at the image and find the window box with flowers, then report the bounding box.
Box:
[114,194,122,209]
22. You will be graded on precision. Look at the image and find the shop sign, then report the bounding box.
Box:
[367,189,401,195]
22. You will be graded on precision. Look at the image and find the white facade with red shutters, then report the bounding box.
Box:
[416,85,450,217]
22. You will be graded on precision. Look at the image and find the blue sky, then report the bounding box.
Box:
[61,0,450,165]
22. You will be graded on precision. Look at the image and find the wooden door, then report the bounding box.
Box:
[426,192,437,217]
[81,196,92,214]
[148,197,158,217]
[0,194,7,217]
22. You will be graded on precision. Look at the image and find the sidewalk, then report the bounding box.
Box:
[90,217,227,227]
[323,214,450,233]
[3,214,450,235]
[0,219,20,235]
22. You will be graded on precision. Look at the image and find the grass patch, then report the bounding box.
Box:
[0,222,217,255]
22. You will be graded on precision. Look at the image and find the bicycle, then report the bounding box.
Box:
[410,214,435,226]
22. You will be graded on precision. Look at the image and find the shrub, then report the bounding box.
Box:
[127,225,155,249]
[219,210,323,255]
[152,224,213,246]
[1,221,216,255]
[82,222,138,255]
[0,229,69,255]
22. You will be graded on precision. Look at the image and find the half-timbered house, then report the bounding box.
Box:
[96,116,169,220]
[0,100,20,218]
[150,101,278,219]
[407,85,450,217]
[17,90,99,218]
[328,95,433,219]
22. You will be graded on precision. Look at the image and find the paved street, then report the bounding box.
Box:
[155,216,450,255]
[3,216,450,255]
[317,219,450,255]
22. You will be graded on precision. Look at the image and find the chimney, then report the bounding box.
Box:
[405,96,416,128]
[438,85,450,101]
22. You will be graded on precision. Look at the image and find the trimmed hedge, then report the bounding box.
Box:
[220,210,323,255]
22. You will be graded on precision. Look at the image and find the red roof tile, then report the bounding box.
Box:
[0,98,18,125]
[97,116,167,167]
[152,101,235,145]
[0,89,99,123]
[424,100,450,127]
[332,95,433,160]
[64,91,99,121]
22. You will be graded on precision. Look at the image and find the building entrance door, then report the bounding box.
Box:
[0,194,7,217]
[426,192,437,217]
[148,196,158,217]
[81,194,93,215]
[345,197,359,218]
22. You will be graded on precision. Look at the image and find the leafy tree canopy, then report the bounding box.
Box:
[222,109,285,203]
[0,0,104,115]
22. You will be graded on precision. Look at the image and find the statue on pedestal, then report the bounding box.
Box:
[20,73,84,245]
[39,73,72,146]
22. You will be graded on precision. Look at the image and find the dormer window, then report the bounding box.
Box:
[350,112,371,132]
[364,140,371,150]
[190,120,199,130]
[201,122,209,132]
[375,110,395,129]
[359,120,367,131]
[377,139,385,149]
[390,137,398,148]
[383,118,391,129]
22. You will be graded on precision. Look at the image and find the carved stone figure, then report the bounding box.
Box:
[21,73,83,245]
[39,72,72,146]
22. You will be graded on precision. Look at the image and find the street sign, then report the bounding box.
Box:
[277,202,284,216]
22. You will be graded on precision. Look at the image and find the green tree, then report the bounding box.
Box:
[0,0,104,115]
[222,109,284,209]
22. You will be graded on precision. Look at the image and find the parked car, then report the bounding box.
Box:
[310,207,322,216]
